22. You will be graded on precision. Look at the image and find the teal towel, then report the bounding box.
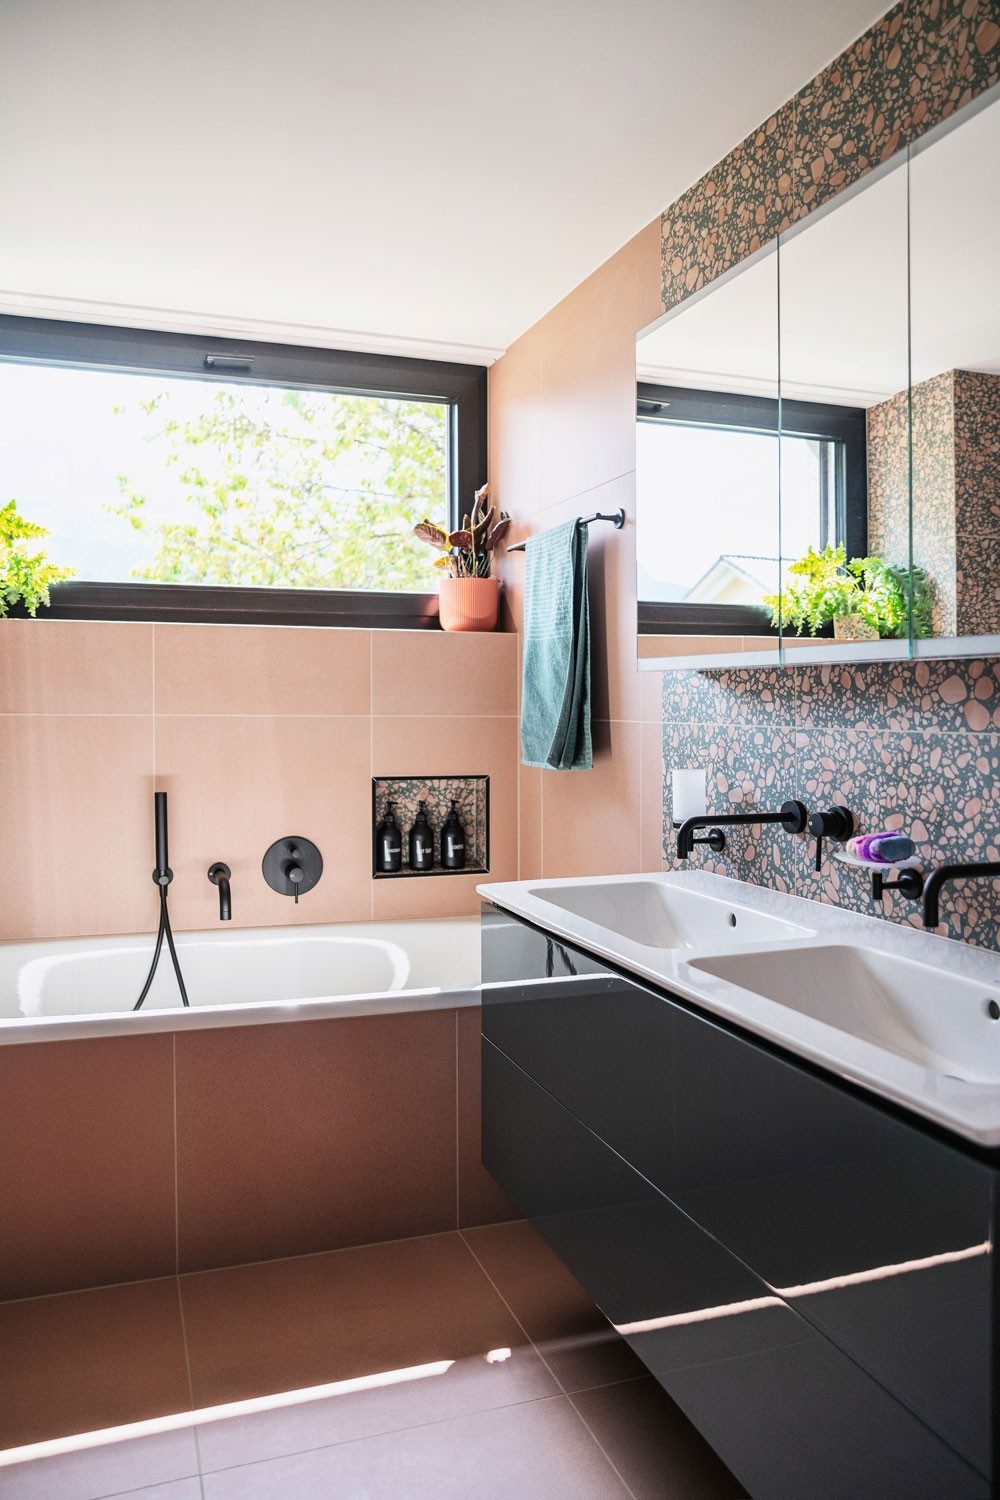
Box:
[520,519,592,770]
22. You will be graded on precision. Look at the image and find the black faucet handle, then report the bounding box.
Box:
[807,805,854,873]
[872,867,923,904]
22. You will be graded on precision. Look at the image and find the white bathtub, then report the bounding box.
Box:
[0,917,482,1043]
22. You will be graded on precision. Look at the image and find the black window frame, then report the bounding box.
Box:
[636,382,867,637]
[0,315,487,629]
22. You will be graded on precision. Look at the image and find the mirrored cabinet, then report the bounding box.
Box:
[636,84,1000,671]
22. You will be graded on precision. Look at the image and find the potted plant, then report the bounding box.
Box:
[763,544,932,641]
[0,500,75,617]
[413,484,510,631]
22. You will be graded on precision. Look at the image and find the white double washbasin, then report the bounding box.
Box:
[477,871,1000,1146]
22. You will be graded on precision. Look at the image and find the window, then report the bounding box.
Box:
[636,385,866,634]
[0,317,487,627]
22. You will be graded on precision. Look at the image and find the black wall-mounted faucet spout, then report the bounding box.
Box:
[208,863,232,921]
[676,800,808,861]
[921,861,1000,930]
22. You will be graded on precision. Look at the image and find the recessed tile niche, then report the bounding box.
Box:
[372,775,490,878]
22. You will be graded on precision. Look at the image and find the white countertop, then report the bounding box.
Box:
[478,870,1000,1149]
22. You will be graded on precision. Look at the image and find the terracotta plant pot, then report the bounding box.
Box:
[833,612,879,642]
[438,576,499,632]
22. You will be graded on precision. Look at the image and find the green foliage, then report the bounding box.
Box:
[764,544,934,639]
[108,388,449,589]
[413,484,509,577]
[0,499,76,617]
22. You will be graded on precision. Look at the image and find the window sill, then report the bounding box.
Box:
[14,581,442,630]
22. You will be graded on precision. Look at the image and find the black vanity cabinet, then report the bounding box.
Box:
[480,905,998,1500]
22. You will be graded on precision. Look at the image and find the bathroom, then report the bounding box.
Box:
[1,2,998,1496]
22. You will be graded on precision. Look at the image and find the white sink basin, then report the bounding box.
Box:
[525,879,811,951]
[478,870,1000,1145]
[689,944,1000,1086]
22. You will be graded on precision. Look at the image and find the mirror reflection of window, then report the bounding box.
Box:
[636,409,842,610]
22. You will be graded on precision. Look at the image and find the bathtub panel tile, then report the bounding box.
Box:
[0,1277,190,1451]
[0,620,153,717]
[155,715,372,930]
[175,1011,457,1270]
[371,630,517,718]
[0,1035,176,1299]
[456,1008,520,1229]
[0,715,154,941]
[153,624,371,718]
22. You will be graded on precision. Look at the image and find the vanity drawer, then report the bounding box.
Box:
[482,908,996,1481]
[483,1040,988,1500]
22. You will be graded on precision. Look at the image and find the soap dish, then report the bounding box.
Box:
[833,849,922,873]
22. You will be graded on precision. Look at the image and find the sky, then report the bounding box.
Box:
[636,421,826,603]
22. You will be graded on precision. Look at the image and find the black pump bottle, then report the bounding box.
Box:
[441,800,467,869]
[409,801,435,872]
[375,801,403,873]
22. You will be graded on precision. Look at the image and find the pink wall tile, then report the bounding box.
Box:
[517,763,543,880]
[0,714,154,939]
[0,620,153,715]
[371,871,493,921]
[0,1035,176,1298]
[540,720,642,878]
[640,722,666,873]
[155,714,373,929]
[154,624,371,717]
[175,1012,457,1270]
[372,630,517,718]
[488,326,542,522]
[537,234,647,509]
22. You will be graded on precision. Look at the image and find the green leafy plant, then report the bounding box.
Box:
[413,483,510,578]
[763,543,933,639]
[0,499,76,617]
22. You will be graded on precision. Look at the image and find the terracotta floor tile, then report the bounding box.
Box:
[572,1378,746,1499]
[0,1279,191,1453]
[462,1220,645,1392]
[183,1232,557,1471]
[0,1452,201,1500]
[202,1396,631,1500]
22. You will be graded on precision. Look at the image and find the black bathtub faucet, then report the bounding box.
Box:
[675,800,809,861]
[208,863,232,921]
[921,861,1000,931]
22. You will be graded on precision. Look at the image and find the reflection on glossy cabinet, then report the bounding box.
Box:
[480,904,996,1499]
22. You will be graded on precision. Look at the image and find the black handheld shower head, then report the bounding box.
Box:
[153,790,173,887]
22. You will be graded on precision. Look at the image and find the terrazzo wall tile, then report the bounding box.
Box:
[373,776,489,873]
[662,658,1000,949]
[954,370,1000,636]
[661,103,798,311]
[662,0,1000,305]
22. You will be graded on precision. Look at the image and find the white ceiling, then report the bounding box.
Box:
[0,0,886,362]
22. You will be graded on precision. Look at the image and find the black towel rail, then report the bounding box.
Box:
[506,508,626,552]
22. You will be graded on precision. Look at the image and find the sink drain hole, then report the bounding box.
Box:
[986,1000,1000,1021]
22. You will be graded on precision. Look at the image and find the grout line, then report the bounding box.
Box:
[457,1230,639,1499]
[172,1034,180,1276]
[369,632,375,921]
[193,1391,579,1483]
[454,1012,461,1230]
[0,1222,520,1310]
[174,1277,207,1500]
